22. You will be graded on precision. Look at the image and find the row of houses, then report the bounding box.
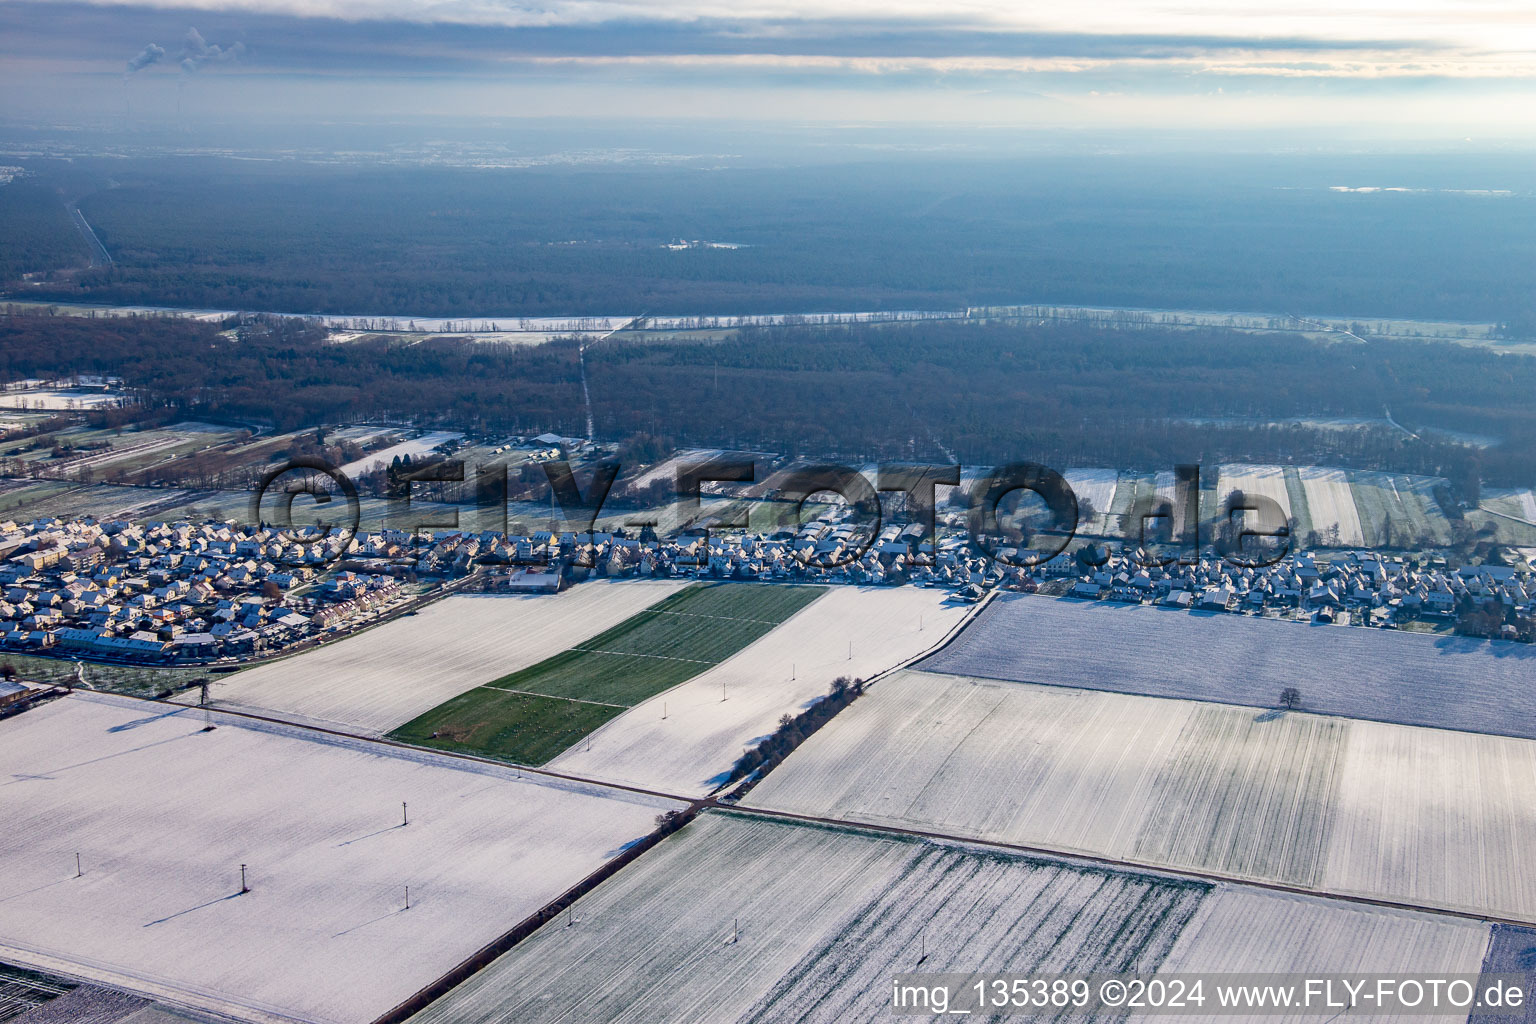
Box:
[0,519,406,661]
[1042,546,1536,625]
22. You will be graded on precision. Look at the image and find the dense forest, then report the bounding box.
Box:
[0,182,87,283]
[4,311,1536,492]
[4,155,1536,323]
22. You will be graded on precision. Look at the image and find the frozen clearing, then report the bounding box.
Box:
[405,810,1207,1024]
[0,692,681,1024]
[545,587,972,796]
[745,670,1536,919]
[198,581,690,736]
[921,593,1536,739]
[336,431,465,479]
[1297,467,1366,546]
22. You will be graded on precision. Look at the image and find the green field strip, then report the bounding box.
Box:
[1282,467,1315,541]
[487,648,704,706]
[390,688,625,765]
[390,582,827,764]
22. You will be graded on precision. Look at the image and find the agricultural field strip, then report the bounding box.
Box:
[476,685,629,709]
[7,676,1529,940]
[404,810,1492,1024]
[1144,885,1491,1023]
[920,593,1536,740]
[559,647,716,665]
[639,609,789,626]
[197,581,692,737]
[545,587,976,796]
[488,583,829,699]
[1215,464,1293,518]
[1298,467,1367,546]
[0,691,683,1024]
[386,583,827,765]
[139,666,1536,929]
[744,668,1536,922]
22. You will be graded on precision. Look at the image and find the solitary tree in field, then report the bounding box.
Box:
[1279,687,1302,710]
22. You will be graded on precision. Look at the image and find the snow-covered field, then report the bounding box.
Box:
[406,810,1493,1024]
[336,431,465,479]
[546,587,973,795]
[921,593,1536,739]
[0,389,124,410]
[197,582,690,736]
[1348,470,1452,547]
[744,670,1536,919]
[1325,721,1536,920]
[0,692,681,1024]
[1062,469,1118,518]
[1483,488,1536,525]
[1150,886,1490,1014]
[1216,464,1293,518]
[1298,467,1367,546]
[405,810,1206,1024]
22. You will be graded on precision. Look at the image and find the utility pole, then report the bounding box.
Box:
[239,864,249,894]
[405,886,410,911]
[402,802,409,827]
[75,853,82,878]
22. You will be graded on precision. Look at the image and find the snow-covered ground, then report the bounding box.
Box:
[1299,467,1367,546]
[546,587,973,795]
[405,810,1204,1024]
[406,810,1491,1024]
[1062,469,1118,519]
[1326,720,1536,920]
[336,431,465,479]
[0,692,682,1024]
[921,593,1536,739]
[1216,463,1293,519]
[195,582,691,736]
[745,669,1536,920]
[1149,886,1489,1001]
[0,389,124,410]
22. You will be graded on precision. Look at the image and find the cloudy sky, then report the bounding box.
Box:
[2,0,1535,137]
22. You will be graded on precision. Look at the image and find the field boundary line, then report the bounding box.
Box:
[78,688,701,804]
[567,646,717,666]
[716,802,1536,929]
[475,684,628,709]
[645,608,788,626]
